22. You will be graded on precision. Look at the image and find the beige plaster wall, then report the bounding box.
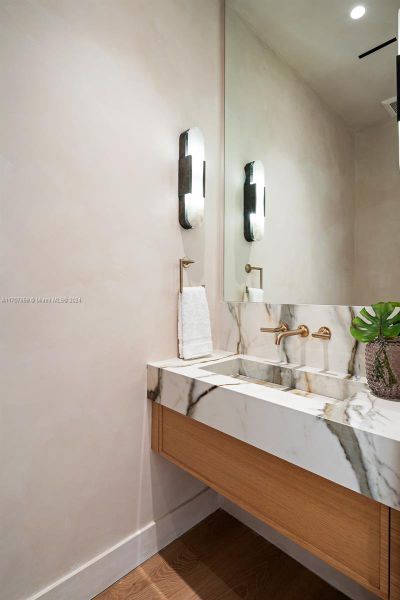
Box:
[354,120,400,304]
[0,1,222,598]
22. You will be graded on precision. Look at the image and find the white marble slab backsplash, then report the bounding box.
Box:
[219,302,365,378]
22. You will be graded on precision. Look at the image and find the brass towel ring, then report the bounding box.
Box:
[179,257,205,293]
[245,263,263,291]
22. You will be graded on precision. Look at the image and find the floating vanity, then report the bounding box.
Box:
[148,351,400,599]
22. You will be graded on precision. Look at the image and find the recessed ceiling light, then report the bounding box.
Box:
[350,5,366,19]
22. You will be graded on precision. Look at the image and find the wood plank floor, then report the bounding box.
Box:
[95,509,349,600]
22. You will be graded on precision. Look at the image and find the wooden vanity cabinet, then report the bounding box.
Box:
[391,510,400,599]
[152,404,399,599]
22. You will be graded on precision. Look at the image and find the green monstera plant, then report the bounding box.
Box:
[351,302,400,343]
[350,302,400,399]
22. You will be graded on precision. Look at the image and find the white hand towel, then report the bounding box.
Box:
[247,287,264,302]
[178,287,213,360]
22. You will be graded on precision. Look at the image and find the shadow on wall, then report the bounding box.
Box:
[147,398,208,542]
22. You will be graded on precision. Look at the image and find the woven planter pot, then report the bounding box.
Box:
[365,338,400,399]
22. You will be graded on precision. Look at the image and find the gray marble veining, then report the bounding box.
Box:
[219,302,365,377]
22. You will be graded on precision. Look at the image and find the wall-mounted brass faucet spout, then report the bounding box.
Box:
[275,324,309,346]
[260,321,288,334]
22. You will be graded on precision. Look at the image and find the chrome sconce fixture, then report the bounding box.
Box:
[244,160,265,242]
[178,128,206,229]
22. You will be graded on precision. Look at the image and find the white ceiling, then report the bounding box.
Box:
[229,0,399,130]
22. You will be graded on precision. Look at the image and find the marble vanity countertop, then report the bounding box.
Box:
[147,351,400,510]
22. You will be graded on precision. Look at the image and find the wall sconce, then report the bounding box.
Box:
[178,128,206,229]
[244,160,265,242]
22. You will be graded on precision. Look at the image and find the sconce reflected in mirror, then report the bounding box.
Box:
[178,128,206,229]
[244,160,265,241]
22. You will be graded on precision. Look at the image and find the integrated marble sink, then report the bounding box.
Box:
[200,358,294,391]
[148,351,400,509]
[200,357,365,402]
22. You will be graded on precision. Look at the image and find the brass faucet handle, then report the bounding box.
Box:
[312,326,331,340]
[298,325,310,337]
[260,321,288,333]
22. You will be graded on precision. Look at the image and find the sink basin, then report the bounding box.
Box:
[200,358,366,401]
[201,358,296,391]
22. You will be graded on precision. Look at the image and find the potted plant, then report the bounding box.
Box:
[350,302,400,399]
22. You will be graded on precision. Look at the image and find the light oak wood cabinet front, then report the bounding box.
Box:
[391,509,400,599]
[152,404,393,599]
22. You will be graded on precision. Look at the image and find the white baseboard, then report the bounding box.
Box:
[24,488,380,600]
[28,488,219,600]
[219,497,379,600]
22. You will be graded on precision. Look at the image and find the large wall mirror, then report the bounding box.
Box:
[224,0,400,305]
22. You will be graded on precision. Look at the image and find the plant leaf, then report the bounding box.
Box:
[350,326,375,343]
[350,301,400,343]
[359,307,377,324]
[387,312,400,325]
[352,316,373,330]
[383,324,400,338]
[372,302,388,316]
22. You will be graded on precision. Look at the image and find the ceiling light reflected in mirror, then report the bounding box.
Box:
[350,5,366,20]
